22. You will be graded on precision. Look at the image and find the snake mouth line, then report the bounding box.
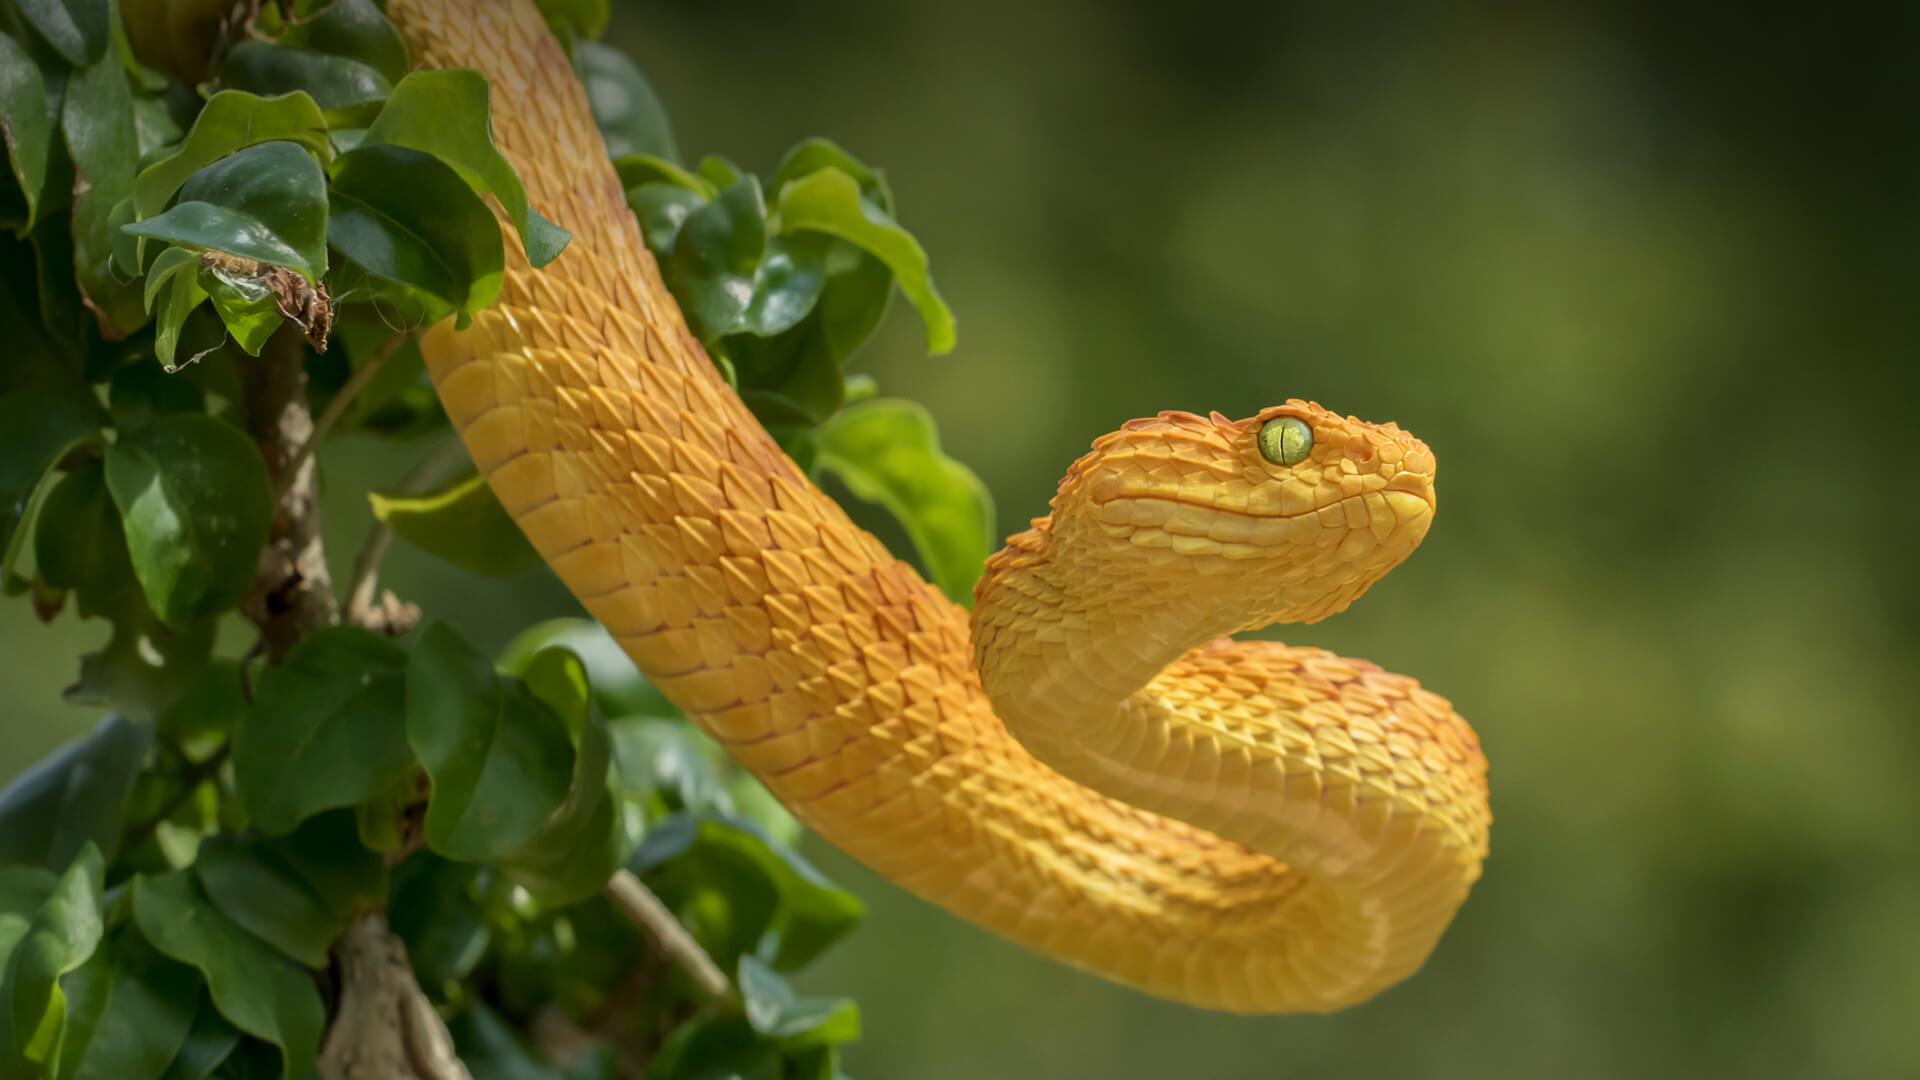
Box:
[1098,490,1400,522]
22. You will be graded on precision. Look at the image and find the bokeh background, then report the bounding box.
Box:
[7,1,1918,1076]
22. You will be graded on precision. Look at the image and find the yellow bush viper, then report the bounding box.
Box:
[389,0,1491,1014]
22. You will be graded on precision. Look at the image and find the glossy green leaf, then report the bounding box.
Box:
[194,814,387,968]
[499,661,631,907]
[0,715,149,873]
[386,856,487,993]
[812,399,994,604]
[737,955,859,1049]
[275,0,407,84]
[103,413,270,628]
[633,814,864,972]
[129,872,323,1079]
[367,466,541,578]
[667,176,767,342]
[197,270,283,356]
[627,182,705,258]
[232,626,412,836]
[0,844,103,1076]
[149,251,208,371]
[327,143,505,322]
[15,0,108,67]
[217,40,390,112]
[131,92,329,220]
[406,622,577,862]
[65,617,216,726]
[766,138,891,212]
[54,929,198,1080]
[156,999,239,1080]
[498,618,672,720]
[123,142,330,282]
[575,42,677,162]
[0,32,53,228]
[740,236,826,338]
[62,32,147,336]
[361,69,570,267]
[0,385,104,574]
[775,168,955,354]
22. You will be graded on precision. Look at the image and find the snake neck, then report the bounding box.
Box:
[971,517,1268,760]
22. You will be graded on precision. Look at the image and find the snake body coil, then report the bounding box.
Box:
[391,0,1490,1013]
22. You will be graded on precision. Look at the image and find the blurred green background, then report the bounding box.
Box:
[7,1,1918,1076]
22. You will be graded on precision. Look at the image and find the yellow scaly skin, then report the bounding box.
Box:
[389,0,1490,1014]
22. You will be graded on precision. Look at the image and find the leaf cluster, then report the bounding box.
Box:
[0,0,993,1075]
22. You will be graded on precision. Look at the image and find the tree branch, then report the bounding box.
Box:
[605,870,734,1007]
[240,326,340,662]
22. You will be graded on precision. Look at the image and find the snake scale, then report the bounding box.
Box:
[389,0,1490,1014]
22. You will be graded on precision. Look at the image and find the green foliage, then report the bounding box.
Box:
[0,3,993,1074]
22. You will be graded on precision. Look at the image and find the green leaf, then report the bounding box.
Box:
[812,399,994,604]
[737,955,859,1049]
[367,466,541,578]
[766,138,891,212]
[666,176,767,342]
[217,40,389,113]
[386,857,487,994]
[626,183,705,261]
[0,844,103,1076]
[149,251,209,371]
[157,999,240,1080]
[327,143,505,323]
[615,155,714,201]
[194,814,387,968]
[406,622,577,862]
[104,413,272,628]
[109,357,206,431]
[123,142,330,282]
[34,464,137,617]
[0,715,150,873]
[65,616,216,726]
[15,0,109,67]
[537,0,611,40]
[274,0,407,84]
[62,30,147,336]
[0,385,104,576]
[574,42,676,163]
[498,684,631,907]
[696,155,743,191]
[129,873,323,1080]
[775,168,954,354]
[738,236,826,338]
[54,929,198,1080]
[0,32,53,228]
[361,69,570,267]
[197,269,283,357]
[131,92,330,220]
[231,627,412,835]
[633,815,863,973]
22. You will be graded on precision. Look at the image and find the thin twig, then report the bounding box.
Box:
[273,332,403,508]
[605,870,734,1007]
[344,437,468,629]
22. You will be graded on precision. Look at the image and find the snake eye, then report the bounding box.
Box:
[1258,417,1313,466]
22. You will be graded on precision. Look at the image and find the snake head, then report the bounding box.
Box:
[1054,399,1437,626]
